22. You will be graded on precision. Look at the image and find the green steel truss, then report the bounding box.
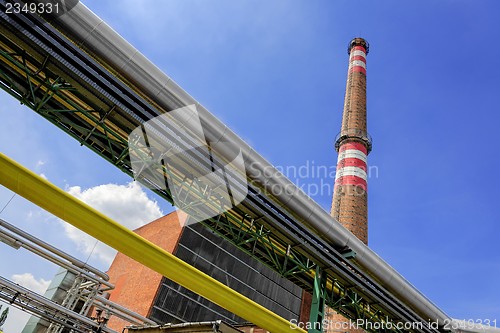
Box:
[0,19,437,333]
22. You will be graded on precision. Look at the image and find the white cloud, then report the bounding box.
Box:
[11,273,51,295]
[63,182,163,265]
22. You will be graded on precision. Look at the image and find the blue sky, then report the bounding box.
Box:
[1,0,499,331]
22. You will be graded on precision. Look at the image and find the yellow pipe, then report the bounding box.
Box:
[0,153,306,333]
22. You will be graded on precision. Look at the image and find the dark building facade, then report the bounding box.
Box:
[150,222,302,324]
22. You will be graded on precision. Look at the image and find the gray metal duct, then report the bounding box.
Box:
[0,218,113,289]
[39,2,498,332]
[0,276,117,333]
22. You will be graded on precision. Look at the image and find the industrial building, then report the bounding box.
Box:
[1,2,498,333]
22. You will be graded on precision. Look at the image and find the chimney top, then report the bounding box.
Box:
[348,37,369,55]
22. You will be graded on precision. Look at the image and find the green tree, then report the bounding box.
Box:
[0,304,9,332]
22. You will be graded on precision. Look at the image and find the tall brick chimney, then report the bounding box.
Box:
[325,38,371,333]
[330,37,371,245]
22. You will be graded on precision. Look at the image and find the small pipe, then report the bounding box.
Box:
[0,276,117,333]
[0,219,114,289]
[94,295,157,325]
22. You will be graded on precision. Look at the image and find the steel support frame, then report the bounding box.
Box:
[0,277,111,333]
[0,42,130,164]
[47,276,101,333]
[308,267,327,333]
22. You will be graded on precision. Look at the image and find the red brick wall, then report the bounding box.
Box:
[330,185,368,244]
[298,291,312,324]
[341,72,367,134]
[104,211,185,331]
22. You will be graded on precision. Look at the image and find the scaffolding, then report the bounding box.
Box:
[0,218,156,332]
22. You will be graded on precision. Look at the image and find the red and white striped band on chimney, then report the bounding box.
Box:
[334,142,368,191]
[349,45,367,74]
